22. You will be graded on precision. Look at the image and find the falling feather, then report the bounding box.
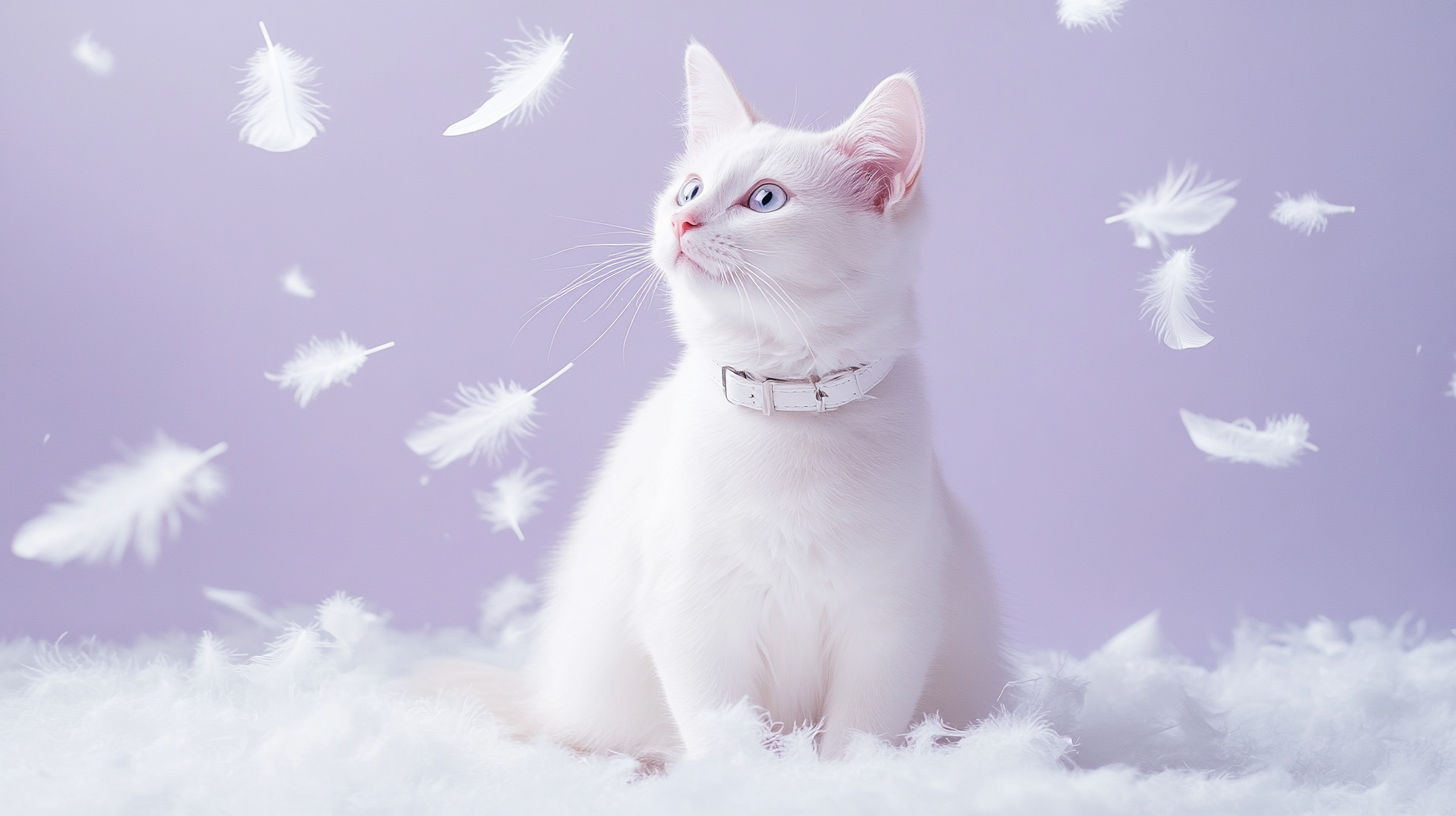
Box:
[266,333,394,407]
[477,463,553,541]
[280,265,315,298]
[1106,164,1238,249]
[1270,192,1355,235]
[1058,0,1129,30]
[406,362,573,468]
[203,587,281,629]
[1140,249,1213,350]
[72,32,115,76]
[1179,409,1318,468]
[1446,360,1455,399]
[11,435,227,566]
[231,22,327,152]
[444,31,572,136]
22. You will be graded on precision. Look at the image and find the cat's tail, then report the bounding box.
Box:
[401,660,541,739]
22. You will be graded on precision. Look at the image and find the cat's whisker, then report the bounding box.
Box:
[619,270,665,359]
[571,268,663,361]
[550,214,654,237]
[735,264,820,369]
[547,264,651,360]
[525,249,654,320]
[535,241,652,262]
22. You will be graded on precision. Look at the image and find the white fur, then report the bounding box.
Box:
[526,44,1005,761]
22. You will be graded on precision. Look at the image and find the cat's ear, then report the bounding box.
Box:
[683,42,761,151]
[832,73,926,213]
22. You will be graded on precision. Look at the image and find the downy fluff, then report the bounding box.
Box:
[516,44,1006,762]
[1179,409,1318,467]
[1106,163,1237,249]
[266,333,394,407]
[405,362,572,468]
[232,22,327,153]
[1270,192,1355,235]
[1140,248,1213,350]
[280,265,315,298]
[1058,0,1129,30]
[476,463,553,540]
[444,31,572,136]
[72,32,115,76]
[11,435,227,566]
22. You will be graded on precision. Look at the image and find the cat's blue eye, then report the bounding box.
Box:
[677,178,702,206]
[747,183,787,213]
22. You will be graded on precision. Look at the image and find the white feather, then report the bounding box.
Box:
[1140,248,1213,350]
[202,586,282,629]
[280,265,315,298]
[1445,359,1455,399]
[476,463,552,541]
[1106,163,1238,249]
[244,626,324,687]
[317,592,379,648]
[10,436,227,566]
[1270,192,1356,235]
[1057,0,1129,30]
[72,32,115,76]
[231,22,327,153]
[443,31,572,136]
[266,333,394,407]
[1179,409,1318,468]
[405,362,572,468]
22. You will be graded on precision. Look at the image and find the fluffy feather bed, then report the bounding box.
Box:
[2,589,1452,815]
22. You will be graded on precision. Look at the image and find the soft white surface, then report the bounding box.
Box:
[2,591,1452,815]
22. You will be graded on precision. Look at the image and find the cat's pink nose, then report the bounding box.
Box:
[674,214,699,239]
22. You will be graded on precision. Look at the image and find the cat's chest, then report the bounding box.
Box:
[631,359,935,560]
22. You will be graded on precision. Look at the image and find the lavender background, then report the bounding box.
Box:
[1,1,1452,661]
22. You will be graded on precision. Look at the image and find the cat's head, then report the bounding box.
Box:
[651,43,927,377]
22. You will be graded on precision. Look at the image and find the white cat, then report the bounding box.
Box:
[526,43,1006,761]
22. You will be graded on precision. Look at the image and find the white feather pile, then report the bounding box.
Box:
[10,436,226,566]
[280,265,315,298]
[2,592,1454,813]
[477,463,553,540]
[1106,163,1238,249]
[444,31,573,136]
[72,32,114,76]
[1270,192,1356,235]
[406,362,572,468]
[1180,409,1318,467]
[1140,249,1213,350]
[1057,0,1129,30]
[231,22,327,153]
[202,587,281,629]
[266,333,394,407]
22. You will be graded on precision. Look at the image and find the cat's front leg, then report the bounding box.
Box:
[816,605,942,758]
[639,595,763,759]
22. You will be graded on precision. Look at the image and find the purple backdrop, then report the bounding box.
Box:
[1,1,1452,661]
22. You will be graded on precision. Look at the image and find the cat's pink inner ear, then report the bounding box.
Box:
[832,74,926,211]
[683,42,761,152]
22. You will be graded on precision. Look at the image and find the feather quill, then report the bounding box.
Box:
[11,435,227,566]
[1106,163,1238,249]
[1140,249,1213,350]
[280,265,315,298]
[72,32,115,76]
[444,31,573,136]
[1179,409,1318,467]
[406,362,573,468]
[266,333,394,407]
[1270,192,1355,235]
[477,462,553,541]
[231,22,327,152]
[1058,0,1129,30]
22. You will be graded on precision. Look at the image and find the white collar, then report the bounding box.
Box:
[719,358,895,415]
